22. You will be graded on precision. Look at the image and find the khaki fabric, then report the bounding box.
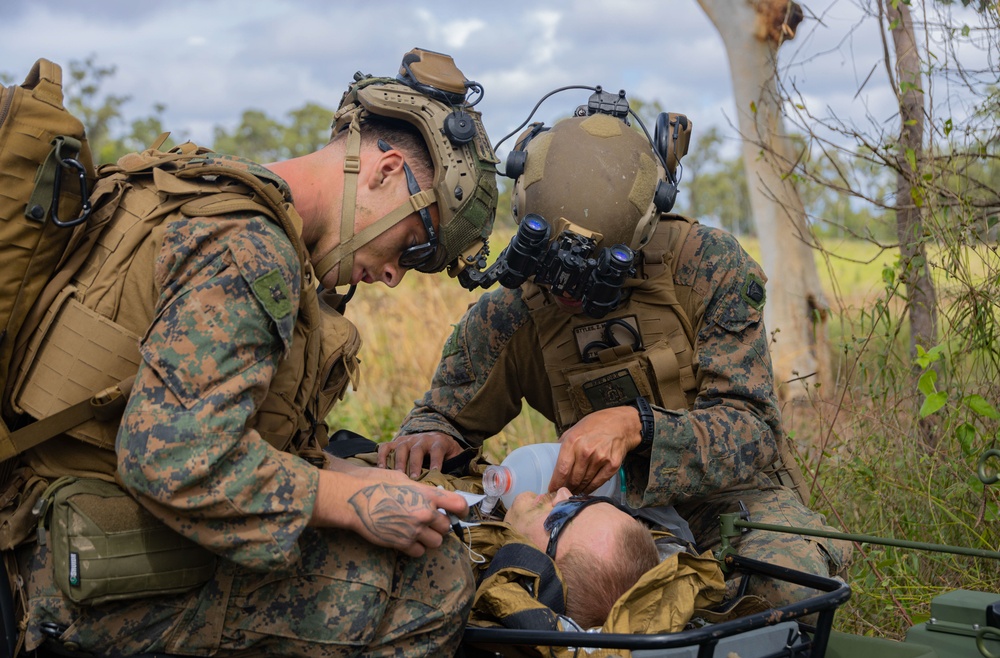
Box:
[524,215,699,433]
[0,59,97,462]
[11,146,360,461]
[602,549,725,633]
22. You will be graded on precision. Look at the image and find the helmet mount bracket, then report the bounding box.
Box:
[458,85,694,314]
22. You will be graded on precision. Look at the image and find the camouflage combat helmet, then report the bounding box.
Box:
[511,112,688,251]
[318,48,499,286]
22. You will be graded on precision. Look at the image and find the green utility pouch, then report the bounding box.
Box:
[33,476,216,605]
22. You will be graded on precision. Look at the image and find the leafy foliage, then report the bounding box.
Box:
[212,102,333,162]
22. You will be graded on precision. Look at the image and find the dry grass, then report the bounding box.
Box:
[328,259,555,461]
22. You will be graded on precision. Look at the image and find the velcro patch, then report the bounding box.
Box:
[582,369,640,412]
[442,323,462,358]
[251,269,293,319]
[742,273,766,311]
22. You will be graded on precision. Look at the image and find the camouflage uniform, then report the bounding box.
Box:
[14,155,473,656]
[398,219,851,607]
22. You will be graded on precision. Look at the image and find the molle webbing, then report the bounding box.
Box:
[520,289,581,431]
[8,148,344,456]
[10,287,140,450]
[632,214,697,346]
[526,215,700,432]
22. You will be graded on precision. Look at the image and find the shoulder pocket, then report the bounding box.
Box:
[716,298,763,334]
[714,270,765,334]
[141,249,285,408]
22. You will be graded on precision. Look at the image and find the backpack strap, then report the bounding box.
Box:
[6,378,133,455]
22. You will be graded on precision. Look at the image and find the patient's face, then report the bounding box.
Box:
[504,488,633,561]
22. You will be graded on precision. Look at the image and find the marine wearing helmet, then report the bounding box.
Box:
[459,93,691,318]
[319,48,499,288]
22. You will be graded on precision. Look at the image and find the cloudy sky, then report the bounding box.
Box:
[0,1,984,165]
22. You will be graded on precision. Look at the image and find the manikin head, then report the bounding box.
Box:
[504,488,660,628]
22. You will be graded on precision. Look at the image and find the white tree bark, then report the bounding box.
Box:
[696,0,830,400]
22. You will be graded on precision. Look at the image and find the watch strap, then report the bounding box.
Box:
[628,395,655,453]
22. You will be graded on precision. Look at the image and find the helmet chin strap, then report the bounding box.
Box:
[314,113,436,287]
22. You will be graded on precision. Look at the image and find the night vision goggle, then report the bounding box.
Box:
[452,84,692,318]
[458,213,636,319]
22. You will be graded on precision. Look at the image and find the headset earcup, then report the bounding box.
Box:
[652,112,680,212]
[654,113,672,168]
[505,149,528,180]
[654,179,677,214]
[443,110,477,144]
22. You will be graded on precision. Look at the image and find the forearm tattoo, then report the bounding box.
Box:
[349,484,431,542]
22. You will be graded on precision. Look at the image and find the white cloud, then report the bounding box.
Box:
[5,0,980,158]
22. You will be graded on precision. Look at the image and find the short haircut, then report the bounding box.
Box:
[558,516,660,629]
[331,115,433,189]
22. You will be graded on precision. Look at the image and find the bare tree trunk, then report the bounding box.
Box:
[696,0,831,401]
[883,0,939,450]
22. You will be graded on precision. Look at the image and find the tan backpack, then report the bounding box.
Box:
[0,59,97,463]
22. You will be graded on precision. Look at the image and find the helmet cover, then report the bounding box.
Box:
[332,49,499,274]
[512,113,665,251]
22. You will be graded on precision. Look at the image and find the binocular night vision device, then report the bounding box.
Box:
[458,214,636,318]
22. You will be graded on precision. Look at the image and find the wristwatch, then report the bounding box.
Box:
[626,395,655,453]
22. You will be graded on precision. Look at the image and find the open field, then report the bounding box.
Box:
[326,233,1000,639]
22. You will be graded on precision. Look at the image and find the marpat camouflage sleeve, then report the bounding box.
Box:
[117,214,319,571]
[396,286,553,446]
[625,225,783,506]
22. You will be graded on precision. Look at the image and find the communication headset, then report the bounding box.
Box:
[397,49,484,146]
[454,85,692,319]
[495,86,690,214]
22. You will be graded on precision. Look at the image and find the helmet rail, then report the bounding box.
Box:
[316,48,499,288]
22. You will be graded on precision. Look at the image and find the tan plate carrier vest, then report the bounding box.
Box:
[523,214,806,503]
[6,143,360,467]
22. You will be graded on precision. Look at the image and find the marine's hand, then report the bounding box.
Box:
[312,468,468,557]
[549,406,642,494]
[377,432,464,478]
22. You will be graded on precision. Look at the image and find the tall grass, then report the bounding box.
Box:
[325,234,1000,639]
[328,244,556,463]
[784,236,1000,639]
